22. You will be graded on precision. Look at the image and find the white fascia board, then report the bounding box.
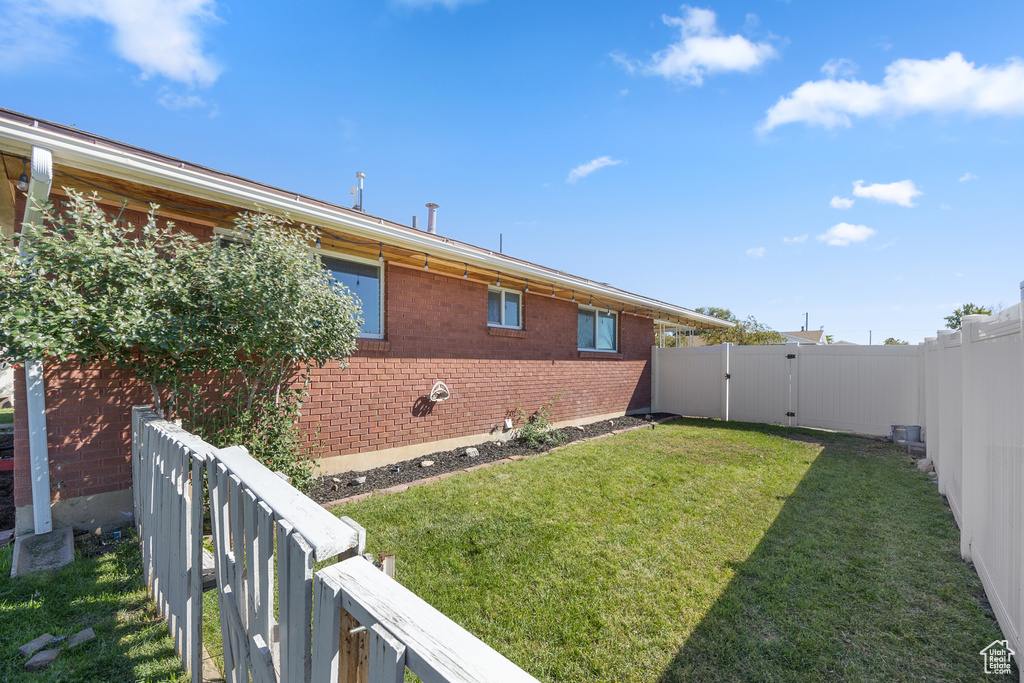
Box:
[0,118,733,330]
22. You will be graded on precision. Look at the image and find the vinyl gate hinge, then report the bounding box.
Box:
[786,411,796,417]
[786,353,796,359]
[724,373,731,380]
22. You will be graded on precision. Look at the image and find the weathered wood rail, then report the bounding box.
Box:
[131,406,539,682]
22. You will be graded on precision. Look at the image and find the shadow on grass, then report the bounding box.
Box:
[0,532,186,683]
[657,418,1016,683]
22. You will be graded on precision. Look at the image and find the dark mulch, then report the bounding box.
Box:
[306,413,673,505]
[0,470,12,531]
[1,432,16,531]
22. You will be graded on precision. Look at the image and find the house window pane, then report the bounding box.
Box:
[578,310,595,349]
[321,255,382,336]
[488,290,502,324]
[504,292,520,327]
[598,311,616,350]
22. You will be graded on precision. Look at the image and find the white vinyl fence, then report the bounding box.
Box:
[653,342,923,436]
[924,307,1024,658]
[653,298,1024,657]
[131,406,539,683]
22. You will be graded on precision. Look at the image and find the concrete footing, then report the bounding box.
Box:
[10,527,74,578]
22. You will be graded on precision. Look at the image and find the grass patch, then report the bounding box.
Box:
[0,533,187,682]
[0,407,12,425]
[335,418,1011,682]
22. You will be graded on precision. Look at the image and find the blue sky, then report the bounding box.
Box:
[2,0,1023,343]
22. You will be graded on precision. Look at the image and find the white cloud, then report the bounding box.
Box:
[940,203,952,210]
[158,89,207,110]
[22,0,222,86]
[566,156,622,184]
[821,58,857,79]
[0,7,76,73]
[761,52,1024,131]
[959,172,977,182]
[817,223,876,246]
[783,234,808,243]
[619,6,777,86]
[746,247,765,258]
[852,179,922,207]
[830,196,854,209]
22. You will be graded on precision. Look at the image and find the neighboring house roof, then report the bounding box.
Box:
[0,108,732,332]
[781,330,827,345]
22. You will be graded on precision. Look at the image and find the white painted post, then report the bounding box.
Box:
[790,342,800,428]
[721,343,730,422]
[310,571,344,683]
[187,453,204,683]
[368,624,406,683]
[19,147,54,535]
[959,314,987,561]
[24,361,51,534]
[651,346,660,413]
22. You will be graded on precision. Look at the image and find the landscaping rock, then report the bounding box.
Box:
[67,627,95,649]
[420,460,434,468]
[917,458,934,473]
[305,413,677,506]
[463,447,479,458]
[19,633,54,659]
[25,648,60,672]
[352,476,367,485]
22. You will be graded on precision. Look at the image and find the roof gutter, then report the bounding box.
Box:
[19,145,54,535]
[0,118,732,329]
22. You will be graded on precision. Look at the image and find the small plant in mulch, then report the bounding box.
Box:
[513,394,565,449]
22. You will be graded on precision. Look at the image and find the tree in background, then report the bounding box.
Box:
[694,307,738,324]
[944,303,994,330]
[695,307,786,346]
[1,192,361,487]
[884,337,909,345]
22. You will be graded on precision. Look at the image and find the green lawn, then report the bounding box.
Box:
[0,534,187,683]
[335,418,1011,682]
[0,407,12,425]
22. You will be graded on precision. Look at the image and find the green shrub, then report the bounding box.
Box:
[514,394,564,449]
[182,382,319,490]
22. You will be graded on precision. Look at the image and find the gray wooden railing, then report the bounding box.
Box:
[131,406,539,682]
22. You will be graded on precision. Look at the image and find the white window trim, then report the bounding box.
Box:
[577,305,618,352]
[315,247,385,340]
[487,286,522,329]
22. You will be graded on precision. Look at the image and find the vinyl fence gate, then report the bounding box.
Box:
[652,342,924,437]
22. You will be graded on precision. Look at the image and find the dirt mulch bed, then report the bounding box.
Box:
[306,413,675,506]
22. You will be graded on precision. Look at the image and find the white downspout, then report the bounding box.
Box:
[18,146,54,535]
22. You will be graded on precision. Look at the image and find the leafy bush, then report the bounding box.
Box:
[514,395,564,449]
[3,193,362,487]
[182,381,320,490]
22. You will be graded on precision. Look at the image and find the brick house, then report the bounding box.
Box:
[1,109,730,533]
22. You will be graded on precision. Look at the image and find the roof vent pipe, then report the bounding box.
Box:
[351,172,365,212]
[425,203,438,234]
[412,216,418,230]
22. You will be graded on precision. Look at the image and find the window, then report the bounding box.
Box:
[578,306,617,351]
[320,254,383,338]
[487,288,521,328]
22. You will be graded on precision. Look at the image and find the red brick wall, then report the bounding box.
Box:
[300,265,652,456]
[13,209,653,508]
